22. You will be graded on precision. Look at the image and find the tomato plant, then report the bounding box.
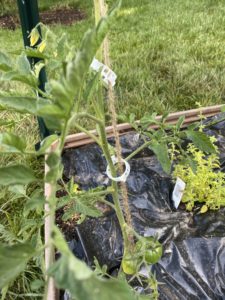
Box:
[0,0,162,298]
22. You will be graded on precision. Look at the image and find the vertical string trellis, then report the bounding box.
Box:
[97,0,134,244]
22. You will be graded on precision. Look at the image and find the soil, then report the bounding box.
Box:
[55,189,80,241]
[55,188,112,241]
[56,206,79,241]
[0,7,86,30]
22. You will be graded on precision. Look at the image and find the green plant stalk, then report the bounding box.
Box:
[73,123,101,146]
[95,198,115,210]
[125,133,177,161]
[74,76,86,114]
[73,112,130,248]
[95,120,130,248]
[125,126,190,163]
[126,140,152,161]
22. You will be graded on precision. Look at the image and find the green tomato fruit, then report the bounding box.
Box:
[135,237,163,264]
[121,252,139,275]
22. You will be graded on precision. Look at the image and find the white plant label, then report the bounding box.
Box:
[172,177,186,209]
[90,58,103,72]
[90,58,117,87]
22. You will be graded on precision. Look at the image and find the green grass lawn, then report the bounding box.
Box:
[112,0,225,117]
[1,0,225,118]
[1,0,225,298]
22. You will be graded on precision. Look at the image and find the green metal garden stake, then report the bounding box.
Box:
[17,0,50,140]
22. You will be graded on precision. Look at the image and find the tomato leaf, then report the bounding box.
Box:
[37,104,66,118]
[0,71,38,88]
[16,54,31,75]
[149,141,171,174]
[36,134,58,155]
[50,255,137,300]
[176,116,185,130]
[29,27,40,46]
[84,71,101,104]
[49,226,137,300]
[186,130,216,154]
[0,96,49,115]
[25,47,47,59]
[66,0,121,100]
[0,133,26,153]
[62,198,102,221]
[140,112,158,129]
[0,243,35,288]
[48,80,73,114]
[24,190,45,216]
[0,165,37,186]
[45,153,63,182]
[0,96,37,114]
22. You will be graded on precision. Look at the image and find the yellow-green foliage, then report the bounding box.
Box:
[173,143,225,212]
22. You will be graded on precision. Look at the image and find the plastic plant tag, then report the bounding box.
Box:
[90,58,117,87]
[172,177,186,209]
[101,65,117,87]
[106,155,130,182]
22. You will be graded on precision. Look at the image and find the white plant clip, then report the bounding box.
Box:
[90,58,117,87]
[106,155,130,182]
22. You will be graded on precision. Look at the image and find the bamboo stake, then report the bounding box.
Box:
[44,143,59,300]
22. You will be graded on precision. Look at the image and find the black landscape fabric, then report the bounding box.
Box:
[61,113,225,300]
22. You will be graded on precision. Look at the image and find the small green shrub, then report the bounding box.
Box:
[173,142,225,212]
